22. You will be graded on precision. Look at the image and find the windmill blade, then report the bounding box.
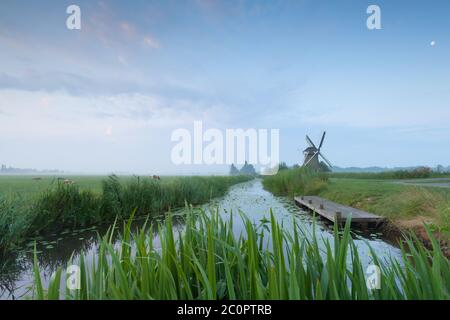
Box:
[305,135,316,148]
[318,131,326,150]
[318,152,332,167]
[303,151,319,167]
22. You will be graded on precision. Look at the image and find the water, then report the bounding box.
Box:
[0,179,402,299]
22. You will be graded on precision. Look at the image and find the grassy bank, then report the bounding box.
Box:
[262,167,328,197]
[33,209,449,300]
[0,175,252,253]
[262,169,450,246]
[320,179,450,244]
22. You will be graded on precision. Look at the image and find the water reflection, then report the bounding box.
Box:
[204,179,402,267]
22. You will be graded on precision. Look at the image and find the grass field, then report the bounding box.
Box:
[321,178,450,217]
[0,175,174,197]
[328,170,450,180]
[33,208,449,300]
[319,179,450,236]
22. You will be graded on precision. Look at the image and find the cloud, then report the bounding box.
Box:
[0,70,250,126]
[143,36,160,49]
[75,5,161,52]
[117,55,128,65]
[105,125,113,136]
[297,105,450,129]
[0,89,231,140]
[119,21,135,36]
[0,71,149,96]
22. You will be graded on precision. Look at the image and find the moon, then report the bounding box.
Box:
[430,41,436,47]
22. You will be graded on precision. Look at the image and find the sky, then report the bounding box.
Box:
[0,0,449,174]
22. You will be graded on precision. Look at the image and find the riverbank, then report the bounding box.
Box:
[320,178,449,255]
[262,168,450,254]
[0,175,253,253]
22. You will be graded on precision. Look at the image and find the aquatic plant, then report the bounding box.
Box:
[33,208,449,300]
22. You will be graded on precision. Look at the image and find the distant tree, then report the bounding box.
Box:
[240,161,256,175]
[292,164,300,169]
[319,161,331,172]
[278,162,289,171]
[412,166,431,178]
[436,164,444,173]
[229,164,239,176]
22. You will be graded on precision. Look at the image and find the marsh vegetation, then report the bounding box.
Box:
[33,208,449,300]
[0,175,252,253]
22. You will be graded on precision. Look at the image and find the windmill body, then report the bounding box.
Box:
[303,146,321,170]
[302,131,332,171]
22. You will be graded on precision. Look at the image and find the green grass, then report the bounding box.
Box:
[404,179,450,184]
[262,167,328,197]
[319,179,450,237]
[0,175,112,197]
[328,169,450,180]
[33,208,449,300]
[263,169,450,241]
[0,175,203,197]
[0,175,253,253]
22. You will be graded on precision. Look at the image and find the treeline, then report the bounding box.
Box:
[328,167,449,180]
[229,161,257,176]
[0,175,252,253]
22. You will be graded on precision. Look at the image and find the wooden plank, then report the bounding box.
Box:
[294,196,385,225]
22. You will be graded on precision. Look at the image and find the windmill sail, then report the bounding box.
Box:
[318,152,332,167]
[318,131,326,149]
[305,135,316,148]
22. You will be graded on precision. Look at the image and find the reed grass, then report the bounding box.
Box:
[262,167,328,197]
[33,208,449,300]
[0,175,252,253]
[0,194,32,250]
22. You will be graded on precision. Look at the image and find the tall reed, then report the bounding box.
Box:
[263,167,328,197]
[33,208,449,300]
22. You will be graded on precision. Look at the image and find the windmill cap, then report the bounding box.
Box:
[303,146,317,152]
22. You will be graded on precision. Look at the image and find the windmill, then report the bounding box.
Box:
[302,131,332,171]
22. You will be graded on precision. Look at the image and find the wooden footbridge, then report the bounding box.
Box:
[294,196,385,228]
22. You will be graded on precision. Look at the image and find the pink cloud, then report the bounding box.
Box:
[120,21,136,36]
